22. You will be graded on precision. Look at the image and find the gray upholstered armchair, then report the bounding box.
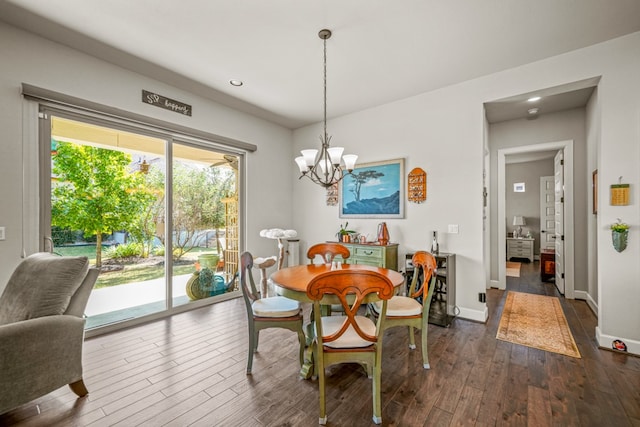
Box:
[0,252,98,415]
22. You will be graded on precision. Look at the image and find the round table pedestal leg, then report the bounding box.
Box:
[300,346,314,379]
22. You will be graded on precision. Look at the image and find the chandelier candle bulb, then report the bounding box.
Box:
[319,158,329,173]
[301,150,318,167]
[328,147,344,164]
[342,154,358,171]
[295,156,307,172]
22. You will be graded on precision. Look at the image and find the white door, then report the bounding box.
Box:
[554,151,565,294]
[539,176,556,250]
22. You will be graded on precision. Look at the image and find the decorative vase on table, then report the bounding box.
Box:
[612,229,628,253]
[377,222,390,245]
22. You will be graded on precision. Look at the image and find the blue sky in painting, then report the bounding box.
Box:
[342,162,400,204]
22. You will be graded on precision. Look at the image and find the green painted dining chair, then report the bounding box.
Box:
[239,251,305,374]
[306,242,350,265]
[306,242,351,316]
[306,269,395,425]
[369,250,437,369]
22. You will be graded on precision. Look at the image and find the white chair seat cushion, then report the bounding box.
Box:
[252,296,301,317]
[372,296,422,317]
[316,315,376,349]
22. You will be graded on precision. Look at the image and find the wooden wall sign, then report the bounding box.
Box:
[142,90,192,116]
[408,167,427,203]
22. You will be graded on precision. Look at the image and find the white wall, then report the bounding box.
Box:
[586,88,600,310]
[292,32,640,354]
[0,22,294,291]
[595,34,640,353]
[293,82,489,323]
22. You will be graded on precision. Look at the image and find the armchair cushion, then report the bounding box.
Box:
[0,253,89,325]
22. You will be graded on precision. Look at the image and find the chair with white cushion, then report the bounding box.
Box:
[369,251,437,369]
[306,242,350,265]
[307,269,394,425]
[239,251,305,374]
[307,243,351,315]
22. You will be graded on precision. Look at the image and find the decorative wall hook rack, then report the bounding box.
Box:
[408,167,427,203]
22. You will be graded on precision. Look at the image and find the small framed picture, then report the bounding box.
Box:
[513,182,525,193]
[326,183,338,206]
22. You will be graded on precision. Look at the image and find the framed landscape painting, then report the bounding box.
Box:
[339,158,405,218]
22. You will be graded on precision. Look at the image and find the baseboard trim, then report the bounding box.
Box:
[574,290,598,315]
[596,326,640,357]
[456,305,488,323]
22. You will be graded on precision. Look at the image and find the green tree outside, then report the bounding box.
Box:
[170,162,235,259]
[51,142,156,267]
[129,165,165,258]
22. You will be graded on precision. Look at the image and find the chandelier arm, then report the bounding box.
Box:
[303,165,351,188]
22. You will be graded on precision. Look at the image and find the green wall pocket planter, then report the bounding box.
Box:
[612,229,629,252]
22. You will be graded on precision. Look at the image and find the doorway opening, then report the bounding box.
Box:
[497,140,574,298]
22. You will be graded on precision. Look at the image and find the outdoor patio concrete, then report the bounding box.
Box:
[85,273,191,316]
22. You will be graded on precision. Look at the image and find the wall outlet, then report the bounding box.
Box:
[448,224,459,234]
[0,226,5,240]
[478,292,486,303]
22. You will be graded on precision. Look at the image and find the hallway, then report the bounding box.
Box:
[505,259,561,296]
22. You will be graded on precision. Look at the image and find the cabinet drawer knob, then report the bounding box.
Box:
[364,250,373,255]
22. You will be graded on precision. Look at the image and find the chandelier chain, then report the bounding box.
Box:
[294,28,357,188]
[323,34,327,145]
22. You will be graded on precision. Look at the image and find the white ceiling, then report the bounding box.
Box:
[1,0,639,129]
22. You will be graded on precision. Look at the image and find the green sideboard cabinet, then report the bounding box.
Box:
[338,242,399,271]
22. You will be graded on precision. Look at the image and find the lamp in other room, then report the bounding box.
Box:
[513,215,526,238]
[294,29,358,188]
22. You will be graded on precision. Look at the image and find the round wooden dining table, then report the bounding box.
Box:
[270,263,405,379]
[271,263,405,302]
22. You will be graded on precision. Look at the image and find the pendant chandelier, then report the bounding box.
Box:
[295,29,357,188]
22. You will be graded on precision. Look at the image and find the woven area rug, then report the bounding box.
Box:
[506,261,521,277]
[497,291,581,358]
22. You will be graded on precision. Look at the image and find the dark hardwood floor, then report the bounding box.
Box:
[2,261,639,426]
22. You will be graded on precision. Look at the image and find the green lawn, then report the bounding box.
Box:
[55,245,219,288]
[54,244,107,263]
[95,264,196,288]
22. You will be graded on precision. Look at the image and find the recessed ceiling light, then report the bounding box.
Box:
[229,80,243,87]
[527,96,541,102]
[528,108,539,115]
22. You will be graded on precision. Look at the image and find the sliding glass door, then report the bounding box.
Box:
[171,141,238,307]
[41,112,241,330]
